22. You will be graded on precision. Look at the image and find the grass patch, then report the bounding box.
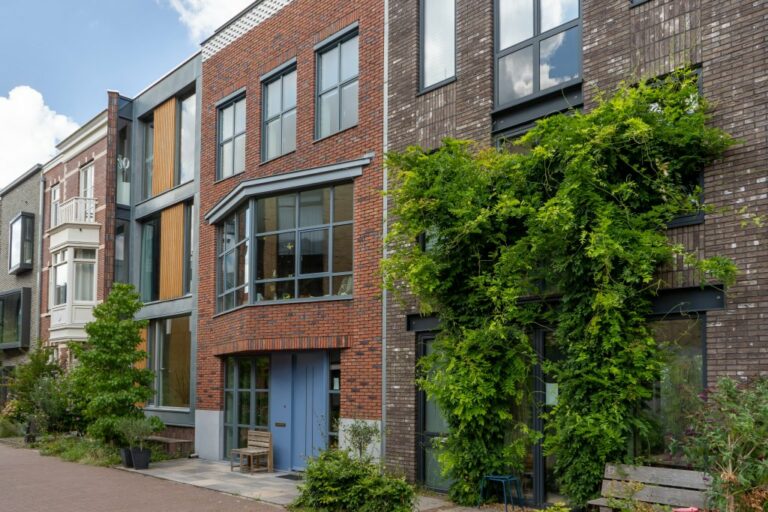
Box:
[37,436,121,467]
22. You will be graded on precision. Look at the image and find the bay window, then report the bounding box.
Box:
[73,249,96,302]
[8,213,34,274]
[52,250,68,306]
[50,247,97,307]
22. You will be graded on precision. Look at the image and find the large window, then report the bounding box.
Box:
[178,93,196,185]
[317,33,359,139]
[73,249,96,302]
[0,292,21,346]
[496,0,581,107]
[140,216,160,303]
[52,250,67,306]
[218,96,246,180]
[216,184,354,312]
[8,213,34,274]
[142,120,154,200]
[148,316,192,409]
[420,0,456,90]
[114,219,130,284]
[224,356,270,455]
[263,68,297,162]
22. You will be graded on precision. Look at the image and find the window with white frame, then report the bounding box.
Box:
[218,96,246,180]
[80,165,95,220]
[50,184,60,227]
[51,247,97,307]
[263,68,297,161]
[496,0,581,107]
[317,33,359,139]
[73,249,96,302]
[52,250,68,307]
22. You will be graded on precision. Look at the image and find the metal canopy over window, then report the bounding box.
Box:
[495,0,581,108]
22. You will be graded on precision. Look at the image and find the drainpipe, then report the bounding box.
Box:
[35,169,45,342]
[381,0,390,465]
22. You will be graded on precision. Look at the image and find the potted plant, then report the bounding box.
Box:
[117,417,159,470]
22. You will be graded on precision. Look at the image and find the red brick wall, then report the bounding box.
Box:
[197,0,384,421]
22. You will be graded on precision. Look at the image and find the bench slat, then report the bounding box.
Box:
[601,480,707,508]
[604,464,709,491]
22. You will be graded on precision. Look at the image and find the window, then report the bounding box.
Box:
[216,183,354,312]
[116,121,132,205]
[328,350,341,448]
[73,248,96,302]
[224,356,270,455]
[0,293,21,346]
[496,0,581,107]
[218,97,246,180]
[52,250,68,306]
[317,34,359,139]
[420,0,456,90]
[142,120,154,200]
[114,219,130,284]
[148,316,192,409]
[262,68,297,161]
[9,213,34,274]
[140,216,160,303]
[183,203,195,295]
[50,184,60,227]
[79,165,94,199]
[178,93,196,185]
[217,204,249,311]
[641,315,705,466]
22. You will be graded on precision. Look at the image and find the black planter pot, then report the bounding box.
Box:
[130,447,151,470]
[120,447,134,468]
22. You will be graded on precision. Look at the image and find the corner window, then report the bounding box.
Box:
[263,68,297,162]
[52,250,68,306]
[140,216,161,303]
[218,96,246,180]
[178,93,196,185]
[420,0,456,90]
[148,316,192,409]
[317,34,359,139]
[9,213,34,274]
[217,204,250,311]
[73,248,96,302]
[496,0,581,107]
[142,120,155,200]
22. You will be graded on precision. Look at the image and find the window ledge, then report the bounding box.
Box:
[145,406,192,413]
[135,180,195,207]
[214,295,354,318]
[313,124,359,145]
[260,150,296,167]
[667,212,705,229]
[629,0,652,7]
[214,170,245,186]
[417,76,457,97]
[8,264,32,275]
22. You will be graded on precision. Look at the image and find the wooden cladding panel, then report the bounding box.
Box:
[159,203,185,300]
[137,327,148,370]
[152,98,177,196]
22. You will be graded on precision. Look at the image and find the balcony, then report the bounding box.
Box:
[52,197,97,229]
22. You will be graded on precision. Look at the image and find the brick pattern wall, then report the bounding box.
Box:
[385,0,494,481]
[197,0,384,422]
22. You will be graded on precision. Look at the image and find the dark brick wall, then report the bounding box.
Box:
[196,0,384,422]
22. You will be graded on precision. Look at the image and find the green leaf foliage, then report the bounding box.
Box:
[7,340,61,423]
[384,69,736,506]
[69,283,154,443]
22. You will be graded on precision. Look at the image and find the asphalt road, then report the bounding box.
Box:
[0,443,283,512]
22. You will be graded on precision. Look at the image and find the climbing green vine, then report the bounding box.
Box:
[383,69,737,506]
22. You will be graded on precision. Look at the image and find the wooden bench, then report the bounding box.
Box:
[146,435,194,457]
[588,464,710,511]
[230,430,273,473]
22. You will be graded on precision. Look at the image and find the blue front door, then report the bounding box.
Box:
[291,352,328,470]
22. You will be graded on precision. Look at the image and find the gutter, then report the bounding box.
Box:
[36,171,45,341]
[381,0,390,464]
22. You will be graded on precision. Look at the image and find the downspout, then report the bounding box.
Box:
[381,0,390,464]
[35,170,45,342]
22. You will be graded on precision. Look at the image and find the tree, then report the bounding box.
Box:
[70,283,153,443]
[384,69,736,505]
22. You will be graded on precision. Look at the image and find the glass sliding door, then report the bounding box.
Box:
[224,356,270,458]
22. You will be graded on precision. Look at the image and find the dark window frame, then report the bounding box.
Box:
[494,0,582,110]
[216,203,250,312]
[217,94,247,181]
[114,217,130,285]
[141,118,155,200]
[176,91,197,187]
[0,288,31,350]
[147,315,193,410]
[419,0,458,93]
[261,65,297,163]
[629,0,652,7]
[315,30,360,140]
[223,355,271,457]
[183,202,195,295]
[140,215,161,303]
[8,212,34,275]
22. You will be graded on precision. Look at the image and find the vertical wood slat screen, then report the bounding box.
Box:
[136,327,148,370]
[152,97,177,196]
[159,203,185,300]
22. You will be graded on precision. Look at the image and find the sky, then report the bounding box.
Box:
[0,0,254,189]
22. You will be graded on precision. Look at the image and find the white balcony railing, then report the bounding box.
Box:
[52,197,97,228]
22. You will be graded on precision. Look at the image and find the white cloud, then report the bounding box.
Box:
[0,86,79,189]
[167,0,255,41]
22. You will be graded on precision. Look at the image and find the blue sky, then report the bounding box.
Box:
[0,0,253,187]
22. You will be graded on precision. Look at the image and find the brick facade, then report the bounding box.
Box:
[196,0,384,428]
[385,0,768,486]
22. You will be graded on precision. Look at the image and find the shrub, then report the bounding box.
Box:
[293,449,415,512]
[0,415,23,437]
[115,416,163,449]
[7,340,61,424]
[37,436,121,467]
[28,375,82,434]
[68,283,154,443]
[679,377,768,512]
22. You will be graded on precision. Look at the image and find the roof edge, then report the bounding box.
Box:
[0,164,42,197]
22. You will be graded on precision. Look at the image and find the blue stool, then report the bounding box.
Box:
[479,474,525,511]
